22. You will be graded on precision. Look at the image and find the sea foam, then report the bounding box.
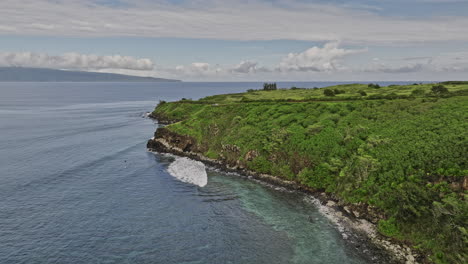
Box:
[167,157,208,187]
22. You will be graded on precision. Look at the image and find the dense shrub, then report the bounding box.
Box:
[431,85,449,95]
[411,88,425,96]
[334,89,345,94]
[386,92,398,99]
[323,89,335,96]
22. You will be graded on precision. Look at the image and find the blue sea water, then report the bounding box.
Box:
[0,82,413,264]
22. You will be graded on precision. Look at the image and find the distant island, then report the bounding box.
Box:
[148,82,467,264]
[0,67,180,82]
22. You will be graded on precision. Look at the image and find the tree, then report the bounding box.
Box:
[368,83,381,89]
[324,89,335,96]
[431,85,449,95]
[359,91,367,96]
[411,88,425,96]
[334,89,345,94]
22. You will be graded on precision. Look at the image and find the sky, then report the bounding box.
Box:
[1,0,468,81]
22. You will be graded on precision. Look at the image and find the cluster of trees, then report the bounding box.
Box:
[334,88,345,94]
[431,84,449,95]
[410,85,449,97]
[323,88,346,96]
[323,89,335,96]
[263,83,277,90]
[411,88,425,96]
[409,85,459,98]
[368,83,381,89]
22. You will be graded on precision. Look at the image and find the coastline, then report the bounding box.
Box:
[147,125,422,264]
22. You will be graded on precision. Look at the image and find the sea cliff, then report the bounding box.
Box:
[148,127,418,264]
[148,82,468,264]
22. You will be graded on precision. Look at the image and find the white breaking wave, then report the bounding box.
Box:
[167,157,208,187]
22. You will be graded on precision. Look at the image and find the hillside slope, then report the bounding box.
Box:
[149,83,467,264]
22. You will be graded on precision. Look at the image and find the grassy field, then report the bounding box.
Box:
[197,82,468,103]
[153,83,468,264]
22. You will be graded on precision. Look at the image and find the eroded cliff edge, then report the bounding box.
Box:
[148,127,421,264]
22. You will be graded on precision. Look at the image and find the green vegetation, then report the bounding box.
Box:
[431,85,449,95]
[152,82,468,264]
[198,82,468,103]
[323,88,335,97]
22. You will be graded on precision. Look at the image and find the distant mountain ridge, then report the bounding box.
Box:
[0,67,180,82]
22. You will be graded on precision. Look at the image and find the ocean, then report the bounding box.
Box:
[0,82,415,263]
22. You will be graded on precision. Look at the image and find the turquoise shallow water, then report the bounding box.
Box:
[0,82,412,263]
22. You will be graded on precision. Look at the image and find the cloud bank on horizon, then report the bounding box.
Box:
[1,0,468,81]
[0,52,153,71]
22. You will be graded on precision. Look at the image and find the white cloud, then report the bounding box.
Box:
[360,52,468,73]
[364,63,425,73]
[232,61,258,73]
[0,52,154,71]
[159,47,468,80]
[163,62,223,77]
[2,46,467,81]
[429,52,468,72]
[156,42,367,78]
[278,42,366,72]
[1,0,468,44]
[231,61,271,74]
[190,63,211,72]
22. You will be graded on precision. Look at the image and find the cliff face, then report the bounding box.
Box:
[148,126,388,223]
[148,127,197,153]
[147,125,422,264]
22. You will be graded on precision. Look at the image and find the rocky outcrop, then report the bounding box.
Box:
[427,176,468,192]
[221,144,240,153]
[245,150,259,161]
[147,112,180,125]
[148,128,197,152]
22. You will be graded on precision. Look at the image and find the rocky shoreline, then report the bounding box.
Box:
[148,125,423,264]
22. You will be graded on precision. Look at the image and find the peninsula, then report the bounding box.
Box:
[148,82,467,264]
[0,67,180,82]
